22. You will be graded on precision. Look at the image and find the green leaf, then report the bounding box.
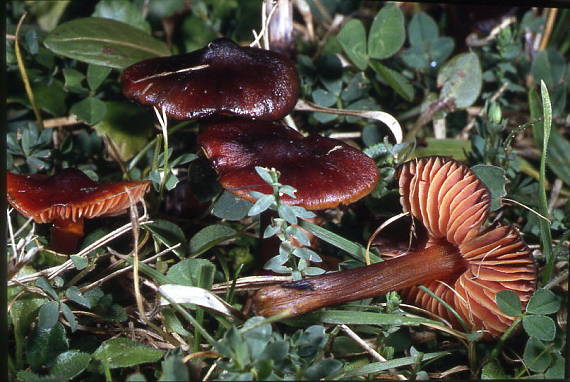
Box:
[26,323,69,369]
[370,61,415,101]
[522,315,556,341]
[297,310,440,327]
[248,194,274,216]
[162,308,191,337]
[255,166,275,185]
[437,52,482,108]
[36,278,58,300]
[401,45,429,70]
[189,224,237,256]
[212,191,253,221]
[242,317,272,359]
[60,303,78,333]
[278,205,298,225]
[529,89,570,187]
[158,350,189,381]
[258,341,289,364]
[368,4,405,59]
[144,219,188,258]
[166,259,215,289]
[304,359,343,380]
[65,286,91,308]
[38,301,60,330]
[430,37,455,65]
[34,81,67,116]
[221,327,250,367]
[10,293,47,353]
[526,288,561,315]
[17,370,59,382]
[93,101,153,161]
[50,350,91,379]
[413,138,471,161]
[531,49,566,88]
[337,19,368,70]
[87,64,112,91]
[539,81,555,285]
[523,337,553,373]
[340,351,450,378]
[481,361,509,379]
[471,164,507,211]
[297,325,327,360]
[93,0,151,33]
[70,97,107,125]
[31,1,71,32]
[44,17,170,69]
[495,290,522,317]
[93,337,164,368]
[408,12,439,46]
[545,355,566,379]
[63,68,88,94]
[299,220,373,262]
[70,255,88,271]
[312,88,337,107]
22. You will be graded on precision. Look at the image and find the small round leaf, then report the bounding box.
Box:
[496,290,522,317]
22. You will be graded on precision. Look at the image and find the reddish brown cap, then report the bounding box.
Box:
[121,38,299,121]
[7,169,151,223]
[198,119,379,210]
[394,156,537,337]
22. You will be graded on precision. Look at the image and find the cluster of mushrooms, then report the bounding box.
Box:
[7,38,537,339]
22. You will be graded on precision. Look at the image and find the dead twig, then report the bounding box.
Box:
[341,324,407,380]
[43,115,82,128]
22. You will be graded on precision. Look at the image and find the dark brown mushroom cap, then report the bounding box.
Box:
[7,169,151,223]
[121,38,299,121]
[198,119,379,210]
[393,156,537,337]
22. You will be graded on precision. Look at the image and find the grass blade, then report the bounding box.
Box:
[299,220,380,262]
[538,81,554,283]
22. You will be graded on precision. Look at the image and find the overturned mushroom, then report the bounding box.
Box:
[197,119,379,210]
[121,38,299,121]
[253,156,537,338]
[7,169,151,254]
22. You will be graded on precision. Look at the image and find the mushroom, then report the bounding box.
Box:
[121,38,299,121]
[7,169,151,254]
[252,156,537,338]
[197,119,379,210]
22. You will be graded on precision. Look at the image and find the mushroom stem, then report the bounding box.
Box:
[50,218,84,254]
[252,243,466,317]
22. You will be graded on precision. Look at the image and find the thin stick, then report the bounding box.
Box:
[365,212,410,265]
[43,115,81,128]
[127,188,146,321]
[15,13,43,129]
[8,217,153,286]
[340,324,407,380]
[133,64,209,83]
[13,216,34,238]
[539,8,558,51]
[203,363,218,381]
[501,197,551,223]
[7,209,18,259]
[80,243,181,293]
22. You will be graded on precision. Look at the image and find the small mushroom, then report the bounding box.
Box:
[252,156,537,338]
[7,169,151,254]
[197,119,379,210]
[121,38,299,121]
